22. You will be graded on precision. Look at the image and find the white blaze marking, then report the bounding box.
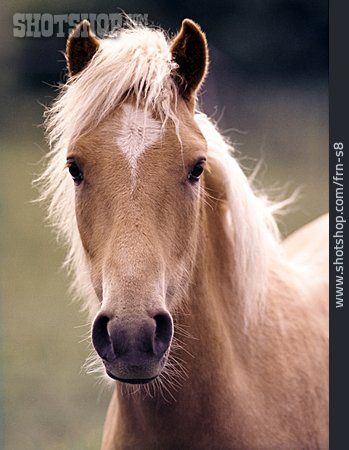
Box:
[116,104,161,181]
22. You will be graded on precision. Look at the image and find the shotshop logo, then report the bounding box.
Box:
[13,13,148,38]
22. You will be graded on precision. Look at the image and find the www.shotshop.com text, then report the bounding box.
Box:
[332,142,344,308]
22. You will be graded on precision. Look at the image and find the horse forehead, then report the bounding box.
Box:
[115,104,162,177]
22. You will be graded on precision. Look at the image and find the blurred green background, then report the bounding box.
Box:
[1,1,328,449]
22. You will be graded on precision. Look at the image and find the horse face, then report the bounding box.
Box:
[59,18,209,383]
[68,98,207,382]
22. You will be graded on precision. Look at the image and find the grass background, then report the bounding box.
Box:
[0,135,110,449]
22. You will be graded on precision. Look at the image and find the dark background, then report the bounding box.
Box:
[0,1,328,449]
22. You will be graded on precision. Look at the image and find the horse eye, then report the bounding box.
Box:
[67,158,83,184]
[188,161,205,183]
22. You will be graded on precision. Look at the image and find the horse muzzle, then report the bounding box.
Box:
[92,311,173,383]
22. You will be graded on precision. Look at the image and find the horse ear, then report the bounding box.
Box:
[66,20,100,77]
[170,19,208,100]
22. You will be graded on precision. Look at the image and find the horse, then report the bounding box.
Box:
[38,18,329,450]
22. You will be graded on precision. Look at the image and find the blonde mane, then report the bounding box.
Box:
[38,24,283,324]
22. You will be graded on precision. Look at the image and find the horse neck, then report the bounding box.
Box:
[103,192,327,449]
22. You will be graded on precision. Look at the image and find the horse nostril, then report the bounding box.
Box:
[92,311,173,363]
[153,312,173,357]
[92,314,115,362]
